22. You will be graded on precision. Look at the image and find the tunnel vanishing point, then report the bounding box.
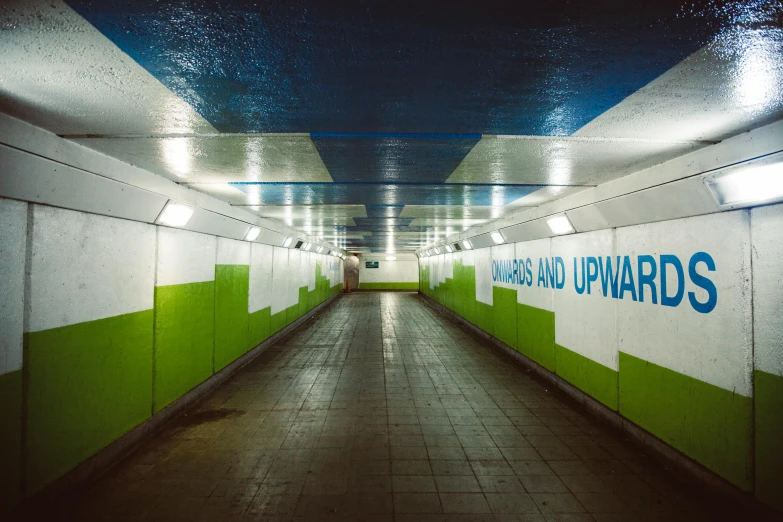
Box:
[1,0,782,520]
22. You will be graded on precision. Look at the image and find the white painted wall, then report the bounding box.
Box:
[156,228,216,287]
[359,253,418,285]
[515,238,553,311]
[474,247,493,305]
[0,199,27,374]
[28,206,155,332]
[752,203,783,377]
[217,237,250,265]
[617,212,752,395]
[552,229,618,370]
[271,247,289,314]
[248,243,274,313]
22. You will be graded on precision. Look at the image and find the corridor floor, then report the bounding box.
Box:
[48,292,745,521]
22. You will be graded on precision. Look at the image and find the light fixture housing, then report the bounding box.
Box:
[546,215,575,235]
[705,160,783,207]
[444,245,453,253]
[433,247,441,254]
[156,201,194,228]
[244,226,261,242]
[461,239,473,250]
[282,236,293,248]
[386,256,397,261]
[303,243,311,251]
[316,246,323,253]
[490,231,505,244]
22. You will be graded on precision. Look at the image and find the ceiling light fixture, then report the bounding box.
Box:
[386,256,396,261]
[461,239,473,250]
[244,226,261,242]
[490,231,505,244]
[282,237,293,247]
[444,245,453,253]
[156,201,194,228]
[546,215,575,235]
[705,161,783,206]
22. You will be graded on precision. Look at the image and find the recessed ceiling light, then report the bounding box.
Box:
[444,245,453,253]
[303,242,311,251]
[706,161,783,206]
[316,246,323,253]
[461,239,473,250]
[546,215,575,235]
[244,226,261,242]
[386,256,397,261]
[433,247,441,254]
[490,231,505,244]
[156,201,194,228]
[282,237,293,247]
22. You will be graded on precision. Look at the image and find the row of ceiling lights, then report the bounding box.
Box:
[418,159,783,256]
[155,200,347,259]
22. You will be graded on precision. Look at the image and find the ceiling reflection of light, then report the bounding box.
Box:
[161,138,191,177]
[734,29,783,111]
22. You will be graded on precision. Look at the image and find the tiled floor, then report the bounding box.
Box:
[42,292,746,521]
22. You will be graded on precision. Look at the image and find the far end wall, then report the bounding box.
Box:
[358,253,419,290]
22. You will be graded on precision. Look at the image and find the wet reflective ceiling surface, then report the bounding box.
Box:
[2,0,782,251]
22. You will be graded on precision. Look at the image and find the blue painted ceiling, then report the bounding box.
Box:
[65,0,732,251]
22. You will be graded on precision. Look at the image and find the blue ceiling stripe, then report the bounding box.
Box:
[66,0,723,135]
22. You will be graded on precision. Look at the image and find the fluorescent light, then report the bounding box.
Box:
[282,237,293,247]
[386,256,397,261]
[156,201,194,227]
[490,231,505,244]
[547,215,575,235]
[316,246,323,253]
[444,245,453,253]
[244,226,261,242]
[706,162,783,206]
[461,239,473,250]
[434,247,440,254]
[303,243,311,251]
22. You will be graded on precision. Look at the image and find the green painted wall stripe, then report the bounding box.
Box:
[555,343,618,410]
[619,351,752,490]
[153,282,214,413]
[270,309,287,335]
[754,369,783,510]
[359,282,419,290]
[248,307,271,350]
[517,304,555,371]
[25,310,154,494]
[492,286,518,349]
[0,369,22,510]
[214,265,250,372]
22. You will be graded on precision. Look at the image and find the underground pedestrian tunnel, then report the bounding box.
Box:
[1,0,782,520]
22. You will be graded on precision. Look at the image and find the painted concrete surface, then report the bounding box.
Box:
[420,203,782,497]
[616,212,753,396]
[0,198,26,510]
[0,199,347,509]
[0,0,216,136]
[750,203,783,511]
[0,198,26,375]
[154,228,217,287]
[25,206,156,495]
[3,2,779,252]
[27,205,155,332]
[358,253,418,289]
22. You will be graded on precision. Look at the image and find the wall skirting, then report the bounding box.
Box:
[417,291,777,520]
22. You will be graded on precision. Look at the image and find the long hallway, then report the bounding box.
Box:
[37,292,738,522]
